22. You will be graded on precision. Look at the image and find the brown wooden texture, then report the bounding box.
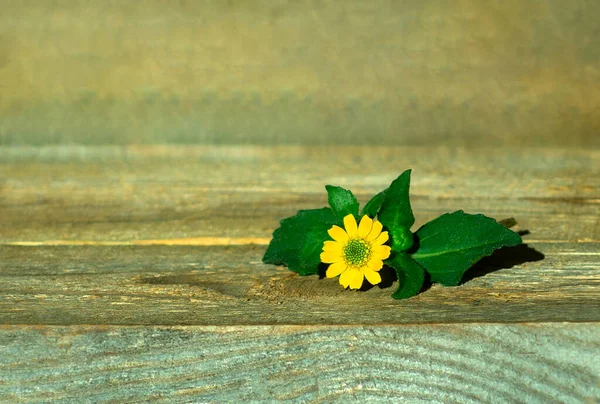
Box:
[2,145,598,242]
[0,242,598,325]
[1,146,598,325]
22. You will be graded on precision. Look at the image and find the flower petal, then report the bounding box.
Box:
[326,262,347,278]
[339,269,353,288]
[367,258,383,272]
[320,250,343,264]
[348,269,364,290]
[322,240,343,253]
[328,225,348,242]
[366,220,383,241]
[343,214,358,237]
[357,215,373,238]
[373,245,391,260]
[373,231,389,246]
[364,269,382,285]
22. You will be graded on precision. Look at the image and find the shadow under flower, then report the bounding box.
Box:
[360,265,397,291]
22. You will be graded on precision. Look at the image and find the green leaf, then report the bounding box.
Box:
[360,190,385,218]
[385,253,425,299]
[297,227,331,275]
[389,226,414,252]
[326,185,359,220]
[412,210,523,286]
[377,169,415,243]
[263,208,340,275]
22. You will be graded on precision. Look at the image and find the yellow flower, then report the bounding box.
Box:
[320,214,391,290]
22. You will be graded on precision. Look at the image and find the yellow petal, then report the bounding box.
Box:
[373,231,389,246]
[320,250,343,264]
[322,240,343,253]
[357,215,373,238]
[366,220,383,241]
[367,258,383,272]
[343,214,358,237]
[328,225,349,242]
[326,262,347,278]
[364,269,382,285]
[348,269,364,290]
[339,269,353,288]
[373,245,391,260]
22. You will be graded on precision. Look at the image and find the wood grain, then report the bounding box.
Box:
[1,145,598,400]
[1,146,598,243]
[1,145,598,326]
[0,242,598,325]
[1,324,598,403]
[1,1,599,146]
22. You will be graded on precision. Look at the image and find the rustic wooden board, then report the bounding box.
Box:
[1,324,598,403]
[1,146,598,242]
[1,146,598,325]
[0,242,598,325]
[1,1,599,146]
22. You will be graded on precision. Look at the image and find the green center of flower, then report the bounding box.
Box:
[343,238,371,267]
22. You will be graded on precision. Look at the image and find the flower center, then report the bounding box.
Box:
[343,238,371,267]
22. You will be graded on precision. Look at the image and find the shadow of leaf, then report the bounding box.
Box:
[461,243,545,284]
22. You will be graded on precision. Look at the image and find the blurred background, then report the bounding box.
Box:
[0,0,598,147]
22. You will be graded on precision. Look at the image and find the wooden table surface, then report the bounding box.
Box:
[1,145,599,402]
[1,1,600,402]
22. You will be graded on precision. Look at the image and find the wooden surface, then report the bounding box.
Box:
[0,240,598,325]
[1,0,599,147]
[1,324,599,403]
[1,145,599,401]
[2,0,600,400]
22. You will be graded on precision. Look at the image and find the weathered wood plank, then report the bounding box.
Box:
[0,324,598,403]
[0,243,597,325]
[1,146,598,242]
[1,1,599,146]
[1,145,597,325]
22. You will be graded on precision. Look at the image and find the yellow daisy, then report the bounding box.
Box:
[320,214,391,290]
